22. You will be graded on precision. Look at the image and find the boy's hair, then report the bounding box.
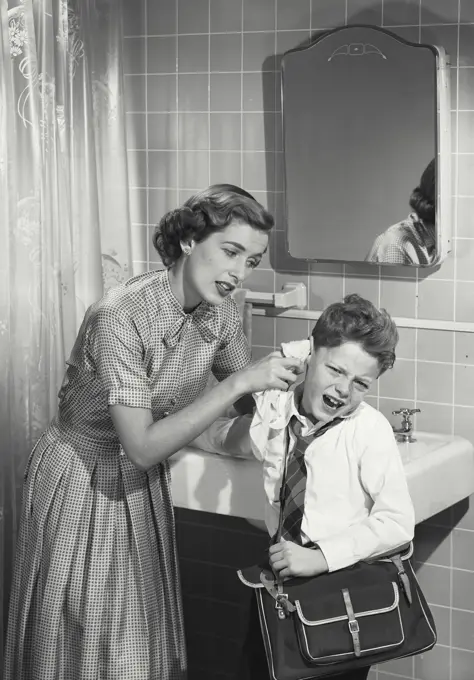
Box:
[311,294,398,375]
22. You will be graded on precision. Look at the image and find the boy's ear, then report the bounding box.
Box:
[300,337,312,381]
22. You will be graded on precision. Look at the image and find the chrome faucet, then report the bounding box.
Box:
[392,408,420,443]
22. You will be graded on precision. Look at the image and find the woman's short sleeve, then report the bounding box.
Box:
[212,300,251,382]
[88,305,152,409]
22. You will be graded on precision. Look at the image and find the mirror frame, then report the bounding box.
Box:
[281,24,452,268]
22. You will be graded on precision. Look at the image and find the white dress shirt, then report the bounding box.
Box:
[193,340,415,572]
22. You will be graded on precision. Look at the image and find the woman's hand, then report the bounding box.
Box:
[233,352,304,395]
[269,540,329,580]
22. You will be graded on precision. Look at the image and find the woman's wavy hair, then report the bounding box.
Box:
[152,184,274,267]
[409,158,436,224]
[311,294,398,375]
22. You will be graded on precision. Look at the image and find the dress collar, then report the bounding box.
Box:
[408,213,436,253]
[162,269,221,348]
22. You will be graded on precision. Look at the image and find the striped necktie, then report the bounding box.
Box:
[280,415,342,544]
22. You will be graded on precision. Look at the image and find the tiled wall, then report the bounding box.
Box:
[175,507,269,680]
[122,1,474,679]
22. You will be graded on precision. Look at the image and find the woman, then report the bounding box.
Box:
[4,184,303,680]
[366,159,436,265]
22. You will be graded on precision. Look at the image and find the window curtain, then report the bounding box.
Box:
[0,0,131,666]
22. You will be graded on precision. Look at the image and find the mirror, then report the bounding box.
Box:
[282,25,451,268]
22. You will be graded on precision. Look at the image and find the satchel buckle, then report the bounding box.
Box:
[275,593,290,619]
[342,588,362,657]
[348,619,360,634]
[259,570,297,619]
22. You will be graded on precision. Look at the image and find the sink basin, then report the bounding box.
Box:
[170,446,266,522]
[169,430,474,525]
[400,431,474,523]
[396,430,465,463]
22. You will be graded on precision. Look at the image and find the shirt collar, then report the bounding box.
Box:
[284,383,361,438]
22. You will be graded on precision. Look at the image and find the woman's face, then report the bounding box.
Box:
[301,340,380,424]
[183,220,268,307]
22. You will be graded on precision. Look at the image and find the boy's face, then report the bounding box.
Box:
[301,341,380,424]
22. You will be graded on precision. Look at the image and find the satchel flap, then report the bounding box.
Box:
[237,565,265,588]
[295,580,399,626]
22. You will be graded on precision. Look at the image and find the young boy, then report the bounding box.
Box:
[195,294,415,680]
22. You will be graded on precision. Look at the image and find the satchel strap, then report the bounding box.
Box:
[260,568,296,619]
[370,542,413,562]
[342,589,361,658]
[390,553,413,605]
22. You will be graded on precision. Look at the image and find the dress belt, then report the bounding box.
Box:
[46,417,123,454]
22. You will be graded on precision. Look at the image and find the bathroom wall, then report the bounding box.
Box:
[122,1,474,678]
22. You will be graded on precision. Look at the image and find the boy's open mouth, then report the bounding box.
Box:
[322,394,345,410]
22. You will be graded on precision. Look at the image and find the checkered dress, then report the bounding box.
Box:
[4,269,251,680]
[366,213,436,265]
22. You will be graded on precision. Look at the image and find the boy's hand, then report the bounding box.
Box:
[269,540,329,580]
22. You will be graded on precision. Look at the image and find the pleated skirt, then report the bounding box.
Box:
[4,422,187,680]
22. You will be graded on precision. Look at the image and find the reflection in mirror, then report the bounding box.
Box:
[282,25,451,268]
[366,158,436,265]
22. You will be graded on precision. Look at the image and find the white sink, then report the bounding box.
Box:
[399,431,474,523]
[169,431,474,525]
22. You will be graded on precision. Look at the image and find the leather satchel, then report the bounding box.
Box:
[237,426,437,679]
[238,543,437,680]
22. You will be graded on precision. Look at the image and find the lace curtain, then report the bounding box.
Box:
[0,0,131,664]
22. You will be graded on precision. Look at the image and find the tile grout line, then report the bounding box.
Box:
[175,0,180,247]
[307,0,315,345]
[208,0,211,189]
[126,69,474,80]
[308,0,313,348]
[144,0,150,270]
[342,0,348,304]
[124,21,474,39]
[272,0,277,350]
[240,0,244,197]
[449,4,462,679]
[412,5,422,506]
